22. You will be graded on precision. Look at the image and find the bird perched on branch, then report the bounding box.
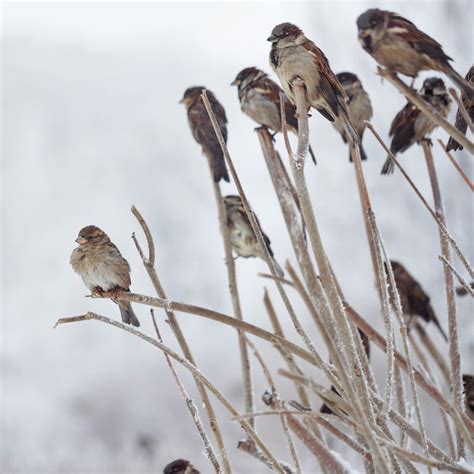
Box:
[463,375,474,420]
[446,66,474,152]
[320,329,370,415]
[381,77,451,174]
[356,9,474,100]
[333,72,373,161]
[267,23,360,145]
[385,260,447,341]
[223,195,284,277]
[163,459,200,474]
[231,67,316,164]
[70,225,140,327]
[180,87,230,183]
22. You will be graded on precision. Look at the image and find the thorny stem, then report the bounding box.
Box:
[130,205,230,473]
[55,313,286,474]
[366,122,474,279]
[422,140,464,458]
[378,68,474,153]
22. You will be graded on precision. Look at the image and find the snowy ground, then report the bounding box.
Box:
[1,1,473,472]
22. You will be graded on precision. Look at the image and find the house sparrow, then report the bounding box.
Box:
[357,9,474,100]
[446,66,474,152]
[231,67,316,164]
[223,195,283,276]
[334,72,373,161]
[463,374,474,420]
[267,23,360,145]
[320,329,369,415]
[386,260,447,341]
[163,459,200,474]
[381,77,451,174]
[70,225,140,327]
[180,87,230,183]
[456,281,474,297]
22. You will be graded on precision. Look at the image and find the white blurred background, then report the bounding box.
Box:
[2,1,473,472]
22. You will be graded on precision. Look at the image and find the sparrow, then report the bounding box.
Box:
[356,9,474,100]
[455,281,474,297]
[463,374,474,420]
[163,459,200,474]
[446,66,474,152]
[334,72,373,161]
[381,77,451,174]
[386,260,447,341]
[267,23,360,145]
[231,67,317,164]
[70,225,140,327]
[223,195,284,277]
[180,87,230,183]
[320,328,370,415]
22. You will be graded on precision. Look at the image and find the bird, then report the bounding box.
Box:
[70,225,140,327]
[180,87,230,183]
[231,66,317,164]
[267,23,360,145]
[333,72,373,161]
[463,374,474,420]
[223,195,284,276]
[385,260,447,341]
[455,281,474,297]
[446,65,474,152]
[163,459,200,474]
[356,9,474,100]
[381,77,451,174]
[320,328,370,415]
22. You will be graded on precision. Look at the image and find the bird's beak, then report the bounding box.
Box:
[178,98,184,104]
[267,34,277,42]
[75,237,87,245]
[231,79,239,86]
[358,29,369,39]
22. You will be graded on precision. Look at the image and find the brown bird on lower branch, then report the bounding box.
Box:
[180,87,229,183]
[231,67,316,164]
[381,77,451,175]
[463,374,474,420]
[224,195,283,277]
[386,260,447,341]
[70,225,140,327]
[446,66,474,152]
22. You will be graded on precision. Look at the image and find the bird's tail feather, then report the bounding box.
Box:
[381,156,395,175]
[308,144,317,165]
[118,301,140,327]
[427,306,448,342]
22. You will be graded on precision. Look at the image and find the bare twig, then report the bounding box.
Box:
[378,68,474,153]
[422,140,464,458]
[366,122,474,279]
[55,312,286,474]
[437,140,474,191]
[439,255,474,297]
[130,205,230,472]
[151,311,220,473]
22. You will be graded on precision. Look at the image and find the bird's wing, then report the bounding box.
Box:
[389,102,420,153]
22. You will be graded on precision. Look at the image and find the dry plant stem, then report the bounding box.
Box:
[449,88,474,132]
[440,255,474,297]
[55,313,286,474]
[209,178,254,430]
[345,303,474,436]
[130,206,230,472]
[288,79,388,471]
[437,139,474,191]
[200,91,329,402]
[151,312,220,473]
[246,338,301,474]
[422,140,464,458]
[366,122,474,279]
[393,367,407,448]
[414,322,450,385]
[378,68,474,153]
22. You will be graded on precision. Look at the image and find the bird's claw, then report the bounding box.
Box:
[91,287,105,298]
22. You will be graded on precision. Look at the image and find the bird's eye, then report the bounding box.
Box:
[370,20,377,27]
